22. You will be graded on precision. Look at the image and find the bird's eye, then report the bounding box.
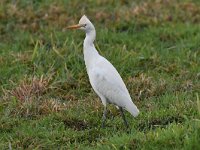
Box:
[84,24,87,27]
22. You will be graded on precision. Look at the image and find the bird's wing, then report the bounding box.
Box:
[88,57,131,107]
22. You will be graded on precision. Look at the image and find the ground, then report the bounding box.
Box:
[0,0,200,149]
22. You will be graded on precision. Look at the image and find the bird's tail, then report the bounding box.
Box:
[125,101,139,117]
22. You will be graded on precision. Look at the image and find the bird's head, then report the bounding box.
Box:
[66,15,95,33]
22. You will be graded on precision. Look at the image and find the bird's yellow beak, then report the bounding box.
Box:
[66,24,84,30]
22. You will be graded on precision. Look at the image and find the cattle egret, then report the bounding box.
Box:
[67,15,139,128]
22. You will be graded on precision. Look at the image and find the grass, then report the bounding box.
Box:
[0,0,200,149]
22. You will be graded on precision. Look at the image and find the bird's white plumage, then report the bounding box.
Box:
[78,15,139,117]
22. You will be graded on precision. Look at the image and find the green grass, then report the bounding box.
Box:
[0,0,200,149]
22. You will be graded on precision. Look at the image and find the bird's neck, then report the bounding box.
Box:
[84,30,96,47]
[83,30,99,70]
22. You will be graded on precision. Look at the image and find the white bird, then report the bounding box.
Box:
[67,15,139,128]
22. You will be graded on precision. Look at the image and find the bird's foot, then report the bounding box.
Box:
[101,122,106,128]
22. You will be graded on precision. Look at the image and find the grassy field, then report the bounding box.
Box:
[0,0,200,149]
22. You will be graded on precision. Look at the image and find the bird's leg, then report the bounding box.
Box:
[119,107,129,128]
[109,109,114,120]
[101,106,107,128]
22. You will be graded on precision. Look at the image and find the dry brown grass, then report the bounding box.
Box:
[126,71,199,101]
[2,76,70,117]
[173,70,200,92]
[127,73,167,100]
[10,51,32,64]
[10,75,49,103]
[94,0,200,26]
[127,0,200,23]
[3,2,70,32]
[1,0,200,33]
